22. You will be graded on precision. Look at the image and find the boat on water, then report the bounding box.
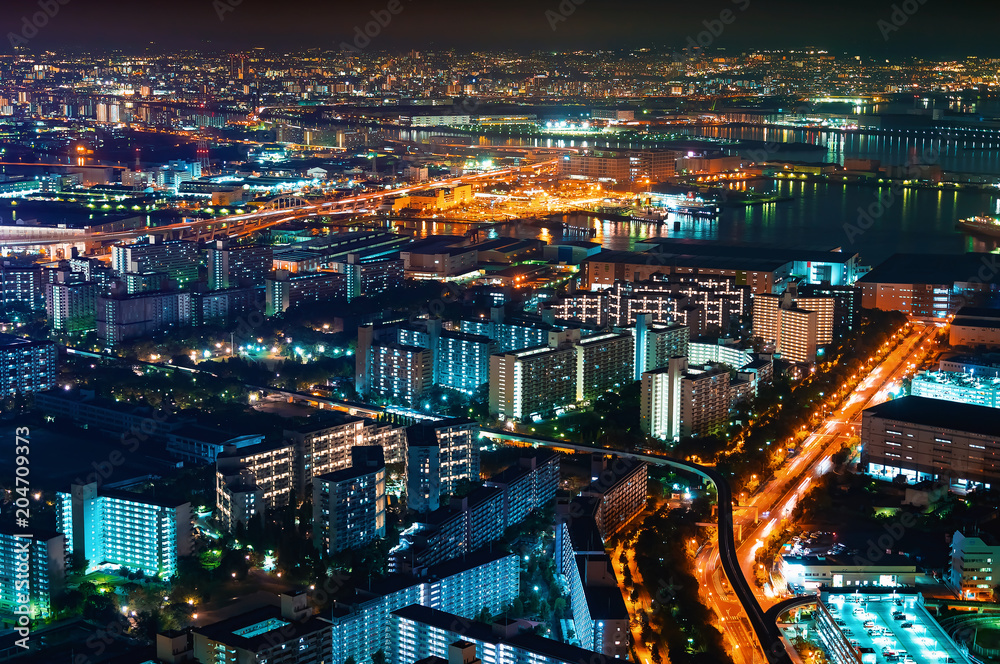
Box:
[957,215,1000,238]
[636,191,720,218]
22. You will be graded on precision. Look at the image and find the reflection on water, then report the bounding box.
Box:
[403,183,996,264]
[384,124,1000,175]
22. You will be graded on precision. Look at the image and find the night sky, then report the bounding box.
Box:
[0,0,994,55]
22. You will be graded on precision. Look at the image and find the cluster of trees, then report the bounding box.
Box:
[714,308,909,494]
[629,501,731,664]
[54,576,193,639]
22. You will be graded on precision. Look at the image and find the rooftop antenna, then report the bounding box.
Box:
[133,148,143,192]
[198,138,210,175]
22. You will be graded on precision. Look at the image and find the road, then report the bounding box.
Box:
[696,322,940,663]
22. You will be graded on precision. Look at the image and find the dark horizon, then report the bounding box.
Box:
[0,0,996,57]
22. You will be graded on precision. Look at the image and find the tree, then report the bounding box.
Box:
[371,650,387,664]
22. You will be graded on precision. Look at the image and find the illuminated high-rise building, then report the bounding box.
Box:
[0,334,57,395]
[405,419,480,513]
[56,482,192,579]
[207,239,273,290]
[0,525,64,620]
[215,439,295,532]
[752,288,827,364]
[111,237,202,288]
[313,446,386,554]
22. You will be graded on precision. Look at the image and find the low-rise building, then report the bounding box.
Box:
[950,306,1000,348]
[948,530,1000,601]
[861,395,1000,489]
[780,553,918,592]
[188,599,332,664]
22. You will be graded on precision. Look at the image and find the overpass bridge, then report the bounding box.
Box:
[0,159,557,254]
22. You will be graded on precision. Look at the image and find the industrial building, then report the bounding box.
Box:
[861,395,1000,489]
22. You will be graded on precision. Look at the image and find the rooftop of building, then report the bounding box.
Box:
[684,362,731,379]
[0,521,62,541]
[315,449,385,483]
[344,549,517,607]
[440,329,494,344]
[912,370,1000,390]
[391,604,615,664]
[271,248,322,262]
[863,395,1000,437]
[484,452,560,486]
[469,238,541,252]
[561,496,605,554]
[371,341,429,355]
[283,411,364,434]
[0,333,52,349]
[588,249,789,272]
[193,606,330,651]
[422,486,505,527]
[93,486,189,509]
[218,438,293,459]
[579,331,633,346]
[780,552,917,568]
[404,417,476,446]
[399,235,467,253]
[270,270,345,282]
[639,238,858,265]
[953,306,1000,325]
[577,558,629,620]
[941,352,1000,369]
[951,314,1000,329]
[858,252,997,285]
[169,423,259,445]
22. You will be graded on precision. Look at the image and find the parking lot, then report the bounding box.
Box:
[824,593,970,664]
